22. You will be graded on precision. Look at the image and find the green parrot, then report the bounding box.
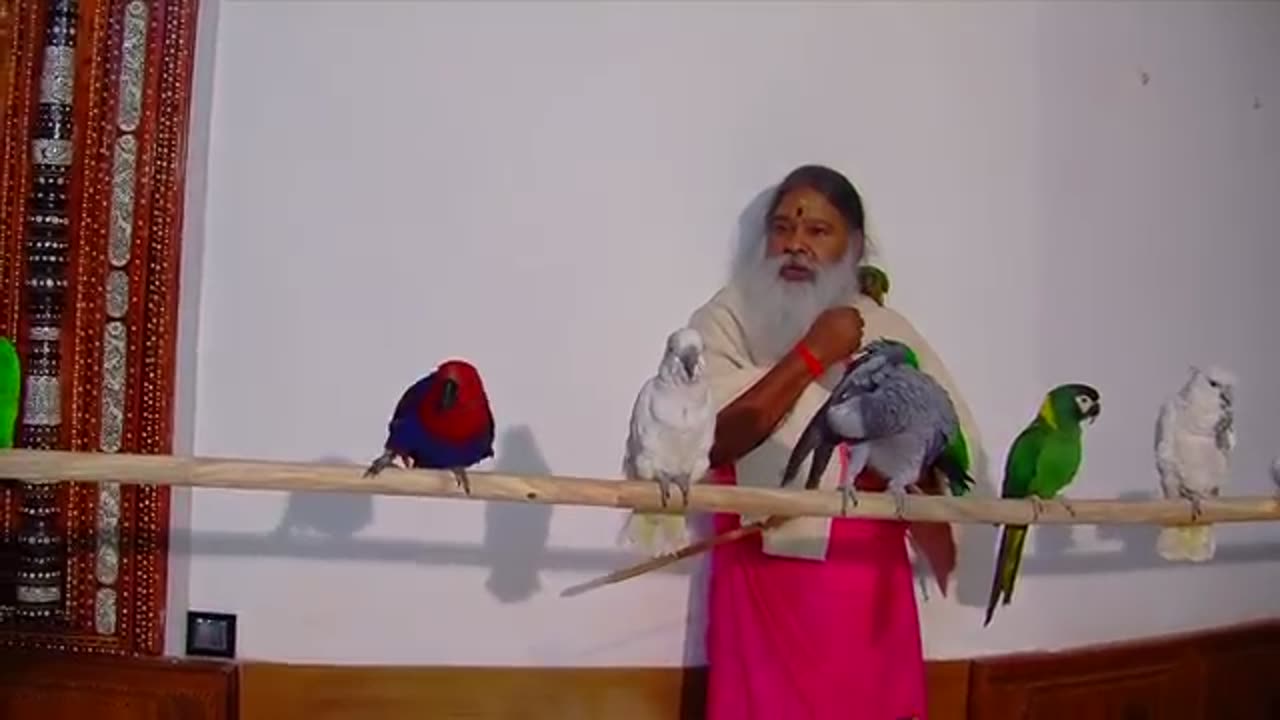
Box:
[0,336,19,449]
[879,340,975,497]
[857,264,890,307]
[984,383,1101,626]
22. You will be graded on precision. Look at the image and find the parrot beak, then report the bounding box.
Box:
[679,350,698,379]
[437,378,460,412]
[1086,403,1101,424]
[846,348,873,372]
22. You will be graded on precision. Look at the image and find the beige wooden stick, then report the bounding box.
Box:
[0,449,1278,525]
[560,517,786,597]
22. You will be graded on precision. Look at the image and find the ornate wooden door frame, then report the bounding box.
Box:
[0,0,198,655]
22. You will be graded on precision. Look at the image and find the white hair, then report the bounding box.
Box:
[728,244,860,365]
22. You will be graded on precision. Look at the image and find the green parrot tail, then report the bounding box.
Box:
[0,336,20,450]
[945,428,971,472]
[934,450,975,497]
[983,524,1028,627]
[857,264,890,306]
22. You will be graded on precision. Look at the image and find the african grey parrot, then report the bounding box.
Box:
[781,337,971,518]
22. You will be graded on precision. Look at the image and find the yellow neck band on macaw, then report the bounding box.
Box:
[1037,395,1059,430]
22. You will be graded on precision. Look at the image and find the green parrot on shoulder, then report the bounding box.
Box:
[857,264,890,307]
[984,383,1101,626]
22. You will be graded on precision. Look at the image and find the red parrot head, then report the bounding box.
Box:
[418,359,492,442]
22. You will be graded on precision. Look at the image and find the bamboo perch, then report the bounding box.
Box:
[0,449,1278,526]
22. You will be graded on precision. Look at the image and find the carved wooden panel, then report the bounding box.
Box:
[0,0,198,654]
[0,1,13,131]
[967,620,1280,720]
[1200,622,1280,720]
[0,650,236,720]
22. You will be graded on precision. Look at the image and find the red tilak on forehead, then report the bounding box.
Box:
[794,205,805,218]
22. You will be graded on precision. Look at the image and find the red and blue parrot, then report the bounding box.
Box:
[363,359,496,494]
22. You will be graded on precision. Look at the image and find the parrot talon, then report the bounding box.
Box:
[1189,496,1203,522]
[676,479,691,508]
[363,451,396,479]
[656,478,672,509]
[1029,497,1046,521]
[450,467,471,495]
[839,485,859,517]
[1059,498,1077,517]
[890,486,909,521]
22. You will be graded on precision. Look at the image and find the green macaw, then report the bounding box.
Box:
[984,383,1101,626]
[0,336,19,449]
[857,264,890,307]
[887,341,975,497]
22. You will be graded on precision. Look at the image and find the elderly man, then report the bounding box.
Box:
[688,164,979,720]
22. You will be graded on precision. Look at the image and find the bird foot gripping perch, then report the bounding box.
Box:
[451,467,472,495]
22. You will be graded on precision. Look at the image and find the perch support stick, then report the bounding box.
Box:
[0,449,1277,526]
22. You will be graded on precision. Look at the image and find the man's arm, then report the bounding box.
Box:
[689,300,864,468]
[709,350,822,467]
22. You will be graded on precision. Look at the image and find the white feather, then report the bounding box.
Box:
[619,328,716,557]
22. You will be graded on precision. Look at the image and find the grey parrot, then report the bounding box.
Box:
[781,337,971,518]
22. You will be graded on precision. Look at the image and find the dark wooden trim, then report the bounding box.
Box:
[967,619,1279,720]
[0,620,1273,719]
[0,648,237,719]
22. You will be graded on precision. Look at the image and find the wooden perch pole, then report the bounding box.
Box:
[0,449,1278,526]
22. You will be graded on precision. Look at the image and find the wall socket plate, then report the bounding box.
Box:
[185,610,237,659]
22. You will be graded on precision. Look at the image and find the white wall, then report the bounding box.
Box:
[174,0,1280,665]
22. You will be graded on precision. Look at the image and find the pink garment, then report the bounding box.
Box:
[704,452,928,720]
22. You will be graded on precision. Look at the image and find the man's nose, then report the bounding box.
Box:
[783,238,814,259]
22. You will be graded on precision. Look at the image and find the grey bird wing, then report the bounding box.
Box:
[782,392,839,487]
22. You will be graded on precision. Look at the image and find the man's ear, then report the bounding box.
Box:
[849,229,867,262]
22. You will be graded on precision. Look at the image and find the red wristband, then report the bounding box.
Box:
[794,342,825,379]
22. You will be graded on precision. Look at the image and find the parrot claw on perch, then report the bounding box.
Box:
[1028,496,1047,520]
[654,473,690,509]
[889,485,909,520]
[839,483,859,516]
[1058,497,1077,517]
[363,450,399,478]
[451,467,472,495]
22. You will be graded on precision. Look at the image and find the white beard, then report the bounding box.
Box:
[729,248,859,365]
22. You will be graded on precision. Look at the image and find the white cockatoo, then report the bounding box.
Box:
[619,327,716,556]
[1154,365,1237,562]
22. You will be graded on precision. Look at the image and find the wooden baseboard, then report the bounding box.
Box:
[0,650,236,720]
[967,619,1280,720]
[0,620,1274,720]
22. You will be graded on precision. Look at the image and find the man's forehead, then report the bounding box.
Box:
[773,189,838,223]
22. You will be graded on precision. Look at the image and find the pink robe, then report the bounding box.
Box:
[704,454,928,720]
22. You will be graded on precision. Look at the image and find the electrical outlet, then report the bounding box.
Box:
[185,610,237,659]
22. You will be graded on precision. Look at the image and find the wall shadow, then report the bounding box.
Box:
[726,185,775,284]
[482,425,554,603]
[269,454,375,539]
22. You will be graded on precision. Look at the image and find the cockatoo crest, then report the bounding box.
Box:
[657,327,706,385]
